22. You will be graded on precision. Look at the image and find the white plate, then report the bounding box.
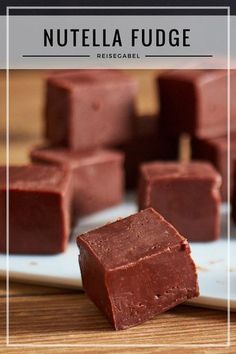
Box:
[0,194,235,311]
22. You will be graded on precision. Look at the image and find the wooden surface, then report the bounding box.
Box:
[0,70,235,354]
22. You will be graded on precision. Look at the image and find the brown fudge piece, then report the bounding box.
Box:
[138,162,221,242]
[118,115,179,189]
[30,147,124,217]
[77,208,199,330]
[158,70,236,138]
[0,165,72,254]
[45,70,137,150]
[192,133,236,200]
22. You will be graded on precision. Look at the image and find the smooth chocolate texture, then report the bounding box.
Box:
[118,115,179,189]
[77,208,199,330]
[30,147,124,216]
[158,70,236,138]
[192,133,236,200]
[138,162,221,242]
[45,70,137,150]
[0,165,72,254]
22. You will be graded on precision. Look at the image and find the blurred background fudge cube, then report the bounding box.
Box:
[138,161,221,242]
[192,133,236,200]
[157,69,236,139]
[0,165,72,254]
[45,70,138,150]
[31,147,124,217]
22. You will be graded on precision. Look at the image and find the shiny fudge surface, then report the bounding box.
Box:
[138,162,221,242]
[192,133,236,200]
[158,69,236,138]
[45,69,137,150]
[30,147,123,169]
[0,165,72,254]
[48,69,135,88]
[30,147,124,216]
[77,208,199,330]
[139,161,220,180]
[0,164,70,192]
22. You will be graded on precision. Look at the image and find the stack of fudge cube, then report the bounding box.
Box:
[1,69,180,255]
[138,69,236,242]
[0,70,203,330]
[1,69,233,255]
[0,70,131,253]
[158,69,236,202]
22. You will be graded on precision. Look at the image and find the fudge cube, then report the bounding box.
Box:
[0,165,72,254]
[192,133,236,201]
[158,70,236,138]
[138,162,221,242]
[77,208,199,330]
[30,147,124,217]
[45,70,137,150]
[118,114,179,189]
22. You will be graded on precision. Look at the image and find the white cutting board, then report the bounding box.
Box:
[0,194,235,311]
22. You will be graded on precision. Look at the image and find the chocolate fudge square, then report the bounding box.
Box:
[0,165,72,254]
[192,133,236,200]
[77,208,199,330]
[158,70,236,138]
[138,162,221,242]
[30,147,124,217]
[45,70,137,150]
[118,114,179,189]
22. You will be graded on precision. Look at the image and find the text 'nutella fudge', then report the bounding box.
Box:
[138,162,221,242]
[45,70,137,150]
[158,70,236,138]
[192,133,236,200]
[31,147,124,217]
[77,208,199,330]
[0,165,72,254]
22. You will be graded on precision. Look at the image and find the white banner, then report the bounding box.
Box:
[0,14,234,69]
